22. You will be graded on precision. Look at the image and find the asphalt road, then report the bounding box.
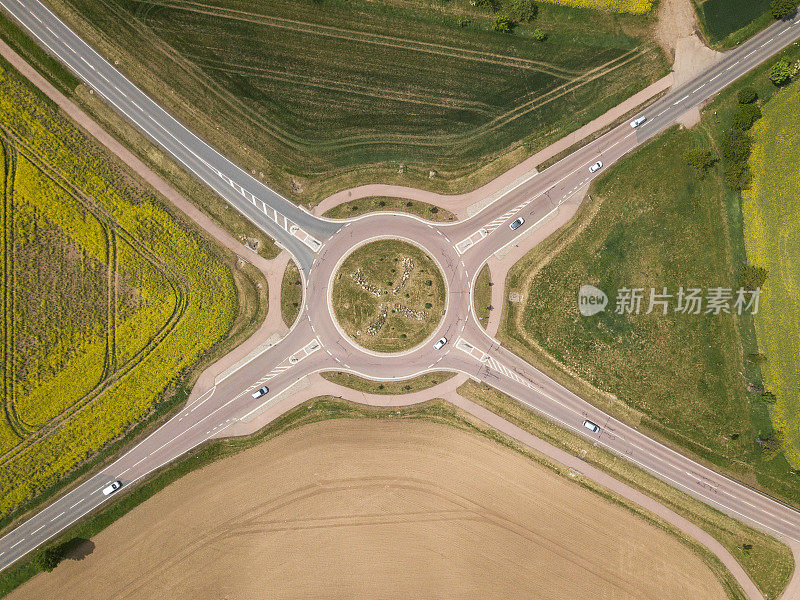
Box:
[2,0,800,575]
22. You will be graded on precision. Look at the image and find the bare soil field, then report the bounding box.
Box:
[10,419,727,600]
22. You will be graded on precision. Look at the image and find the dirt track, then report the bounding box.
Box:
[11,420,726,600]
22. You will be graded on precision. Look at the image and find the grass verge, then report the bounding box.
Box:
[320,371,456,394]
[322,196,456,222]
[280,260,303,328]
[473,265,493,329]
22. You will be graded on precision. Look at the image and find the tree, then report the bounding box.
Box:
[682,147,716,178]
[770,57,792,86]
[737,86,758,104]
[33,547,63,572]
[491,13,514,33]
[532,27,548,41]
[771,0,798,19]
[511,0,538,22]
[731,104,762,130]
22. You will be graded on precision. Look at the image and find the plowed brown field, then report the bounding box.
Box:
[10,420,726,600]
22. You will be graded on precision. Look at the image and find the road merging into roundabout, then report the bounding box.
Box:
[3,0,800,573]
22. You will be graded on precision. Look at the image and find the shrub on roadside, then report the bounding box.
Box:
[770,57,792,86]
[737,86,758,104]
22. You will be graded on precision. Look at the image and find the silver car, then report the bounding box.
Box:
[509,217,525,230]
[433,337,447,350]
[583,420,600,434]
[251,386,269,399]
[630,116,647,128]
[102,480,123,496]
[589,161,603,173]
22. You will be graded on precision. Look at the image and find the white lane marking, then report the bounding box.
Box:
[673,95,689,105]
[710,73,722,81]
[69,499,84,509]
[761,38,774,47]
[31,525,45,534]
[50,512,65,522]
[9,539,24,549]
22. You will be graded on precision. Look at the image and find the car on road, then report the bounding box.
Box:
[251,386,269,399]
[433,337,447,350]
[583,420,600,434]
[509,217,525,230]
[102,480,123,496]
[630,116,647,128]
[588,161,603,173]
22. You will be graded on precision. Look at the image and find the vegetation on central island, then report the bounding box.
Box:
[331,240,446,353]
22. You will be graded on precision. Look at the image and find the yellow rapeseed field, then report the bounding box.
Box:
[0,63,237,518]
[540,0,653,14]
[742,81,800,467]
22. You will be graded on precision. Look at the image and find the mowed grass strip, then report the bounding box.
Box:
[44,0,666,202]
[742,80,800,468]
[280,260,303,327]
[473,265,493,329]
[323,196,456,222]
[320,371,456,394]
[332,240,445,353]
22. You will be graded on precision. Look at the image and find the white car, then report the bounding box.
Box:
[630,116,647,128]
[251,386,269,399]
[583,420,600,434]
[433,337,447,350]
[509,217,525,230]
[102,480,123,496]
[589,161,603,173]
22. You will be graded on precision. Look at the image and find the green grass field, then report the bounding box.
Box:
[41,0,666,204]
[0,60,238,520]
[501,126,754,468]
[332,240,445,352]
[694,0,772,46]
[742,79,800,468]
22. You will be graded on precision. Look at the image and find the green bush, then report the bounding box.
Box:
[720,129,753,162]
[731,103,763,130]
[770,57,792,86]
[491,13,514,33]
[511,0,538,22]
[532,27,548,41]
[737,86,758,104]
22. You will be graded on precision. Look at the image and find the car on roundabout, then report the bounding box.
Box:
[433,337,448,350]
